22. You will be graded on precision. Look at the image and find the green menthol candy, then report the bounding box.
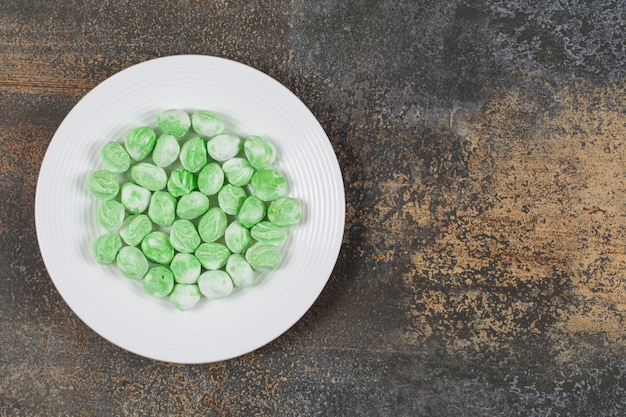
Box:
[197,270,233,299]
[176,191,209,220]
[238,196,266,228]
[91,232,122,264]
[268,197,302,227]
[197,162,224,196]
[195,242,231,270]
[148,191,176,227]
[170,253,202,284]
[167,169,197,197]
[169,283,201,311]
[124,126,156,161]
[225,253,256,287]
[250,221,287,246]
[152,134,180,167]
[218,184,247,215]
[224,221,252,254]
[206,134,241,161]
[131,162,167,191]
[197,207,228,242]
[157,109,191,137]
[179,136,207,173]
[222,157,254,187]
[118,214,152,246]
[142,267,175,297]
[191,110,225,137]
[250,169,287,202]
[101,141,131,173]
[121,182,151,214]
[169,219,201,253]
[88,170,119,200]
[97,200,126,231]
[117,246,149,279]
[243,136,276,169]
[141,231,174,264]
[245,243,281,272]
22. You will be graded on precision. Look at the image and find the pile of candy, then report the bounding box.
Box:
[88,109,301,311]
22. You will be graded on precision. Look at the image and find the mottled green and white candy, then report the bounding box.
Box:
[197,270,233,299]
[140,231,174,264]
[176,191,209,220]
[116,246,149,279]
[225,254,256,287]
[118,214,152,246]
[169,283,201,311]
[131,162,167,191]
[249,169,287,202]
[222,157,254,187]
[170,253,202,284]
[218,184,247,215]
[224,221,252,254]
[197,207,228,242]
[121,182,151,214]
[243,136,276,169]
[245,242,281,272]
[124,126,156,161]
[101,141,131,173]
[167,169,197,197]
[206,134,241,161]
[148,191,176,227]
[169,219,201,253]
[238,196,266,228]
[152,134,180,168]
[179,136,207,173]
[97,200,125,231]
[157,109,191,137]
[195,242,231,270]
[88,170,119,200]
[197,162,224,196]
[267,197,302,227]
[142,267,175,297]
[191,110,224,137]
[250,221,287,247]
[91,232,122,264]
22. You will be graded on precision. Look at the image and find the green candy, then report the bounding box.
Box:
[157,109,191,137]
[120,182,151,214]
[97,200,126,231]
[101,141,131,173]
[148,191,176,227]
[170,253,202,284]
[197,270,233,299]
[91,232,122,264]
[195,242,231,270]
[140,231,174,264]
[167,169,197,197]
[217,184,247,215]
[268,197,302,227]
[245,243,281,272]
[225,254,256,287]
[191,110,225,137]
[250,221,287,247]
[131,162,167,191]
[179,136,207,173]
[124,126,156,161]
[88,170,119,200]
[118,214,152,246]
[206,134,241,162]
[142,267,175,297]
[116,246,149,279]
[176,191,209,220]
[238,196,266,228]
[169,283,201,312]
[197,207,228,242]
[250,169,287,202]
[169,219,201,253]
[243,136,276,169]
[152,134,180,168]
[224,221,252,254]
[197,162,224,196]
[222,157,254,186]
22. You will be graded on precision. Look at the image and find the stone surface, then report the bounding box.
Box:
[1,0,625,415]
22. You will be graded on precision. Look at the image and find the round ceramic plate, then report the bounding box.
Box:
[35,55,345,364]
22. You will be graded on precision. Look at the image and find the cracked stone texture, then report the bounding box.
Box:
[1,0,625,416]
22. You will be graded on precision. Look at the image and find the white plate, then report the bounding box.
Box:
[35,55,345,364]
